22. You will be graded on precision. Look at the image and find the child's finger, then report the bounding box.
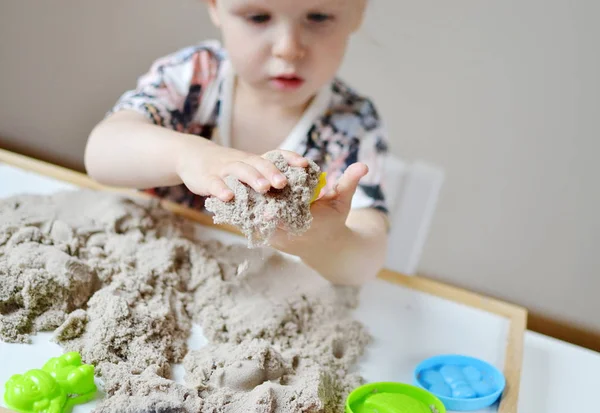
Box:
[222,161,272,193]
[277,150,309,168]
[208,175,235,201]
[247,156,288,189]
[334,163,369,205]
[186,174,232,201]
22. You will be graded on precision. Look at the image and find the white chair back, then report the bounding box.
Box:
[382,154,445,275]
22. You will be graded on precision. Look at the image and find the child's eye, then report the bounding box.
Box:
[247,13,271,24]
[307,13,333,23]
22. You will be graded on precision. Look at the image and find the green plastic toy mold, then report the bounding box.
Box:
[3,352,97,413]
[346,382,446,413]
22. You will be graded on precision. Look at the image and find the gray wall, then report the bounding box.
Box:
[1,1,598,332]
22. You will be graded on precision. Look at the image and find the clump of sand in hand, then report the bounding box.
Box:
[204,152,321,248]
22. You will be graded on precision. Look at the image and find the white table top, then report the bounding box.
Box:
[519,331,600,412]
[1,162,598,412]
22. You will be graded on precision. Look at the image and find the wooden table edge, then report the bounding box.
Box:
[0,147,526,412]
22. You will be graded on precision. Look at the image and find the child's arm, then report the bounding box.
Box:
[307,208,388,286]
[85,110,193,189]
[85,110,308,201]
[270,163,389,286]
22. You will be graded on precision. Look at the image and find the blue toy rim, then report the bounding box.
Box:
[413,354,506,404]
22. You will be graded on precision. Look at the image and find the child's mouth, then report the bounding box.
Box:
[270,75,305,90]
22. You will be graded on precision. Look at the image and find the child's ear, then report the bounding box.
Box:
[205,0,221,28]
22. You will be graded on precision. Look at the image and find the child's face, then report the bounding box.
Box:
[207,0,366,108]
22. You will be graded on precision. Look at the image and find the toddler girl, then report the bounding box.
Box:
[85,0,390,285]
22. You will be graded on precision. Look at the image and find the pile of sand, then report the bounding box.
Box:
[205,152,321,248]
[0,190,369,413]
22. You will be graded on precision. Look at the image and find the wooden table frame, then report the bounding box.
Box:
[0,148,527,413]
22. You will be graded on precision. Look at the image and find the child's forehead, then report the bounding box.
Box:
[225,0,350,10]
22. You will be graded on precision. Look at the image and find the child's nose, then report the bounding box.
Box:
[272,28,306,61]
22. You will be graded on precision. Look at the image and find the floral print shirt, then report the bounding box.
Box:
[109,40,389,215]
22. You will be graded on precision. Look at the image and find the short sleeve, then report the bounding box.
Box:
[108,42,222,133]
[308,81,390,216]
[350,115,390,215]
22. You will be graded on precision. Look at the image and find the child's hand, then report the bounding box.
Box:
[269,163,369,258]
[175,137,309,201]
[269,162,388,285]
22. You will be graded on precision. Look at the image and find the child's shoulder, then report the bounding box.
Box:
[322,77,385,136]
[148,39,227,69]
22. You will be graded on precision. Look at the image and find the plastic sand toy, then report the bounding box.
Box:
[4,352,97,413]
[346,382,446,413]
[310,172,327,204]
[414,354,506,411]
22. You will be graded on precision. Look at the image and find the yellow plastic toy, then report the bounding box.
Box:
[310,172,327,204]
